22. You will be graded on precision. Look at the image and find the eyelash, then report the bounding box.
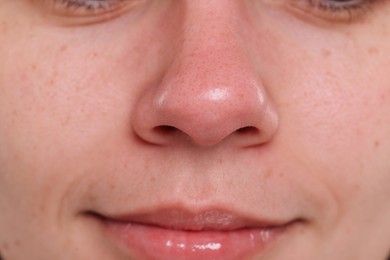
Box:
[296,0,377,21]
[54,0,119,10]
[50,0,378,21]
[310,0,370,9]
[50,0,126,16]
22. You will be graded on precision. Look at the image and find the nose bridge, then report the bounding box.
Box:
[168,28,255,98]
[182,0,242,47]
[178,0,247,74]
[159,0,262,113]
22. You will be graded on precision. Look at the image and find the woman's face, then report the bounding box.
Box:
[0,1,390,259]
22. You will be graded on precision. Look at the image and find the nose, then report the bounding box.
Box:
[132,2,279,148]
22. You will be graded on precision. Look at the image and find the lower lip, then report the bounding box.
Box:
[103,220,291,260]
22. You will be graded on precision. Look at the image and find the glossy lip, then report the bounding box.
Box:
[90,208,301,260]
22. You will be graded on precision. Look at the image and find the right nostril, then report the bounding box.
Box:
[154,125,178,135]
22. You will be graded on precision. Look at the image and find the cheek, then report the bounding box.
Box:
[0,18,162,215]
[0,32,105,218]
[259,10,390,221]
[288,53,390,220]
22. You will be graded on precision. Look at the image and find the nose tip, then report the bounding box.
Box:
[132,68,279,147]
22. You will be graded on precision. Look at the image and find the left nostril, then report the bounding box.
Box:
[236,126,259,135]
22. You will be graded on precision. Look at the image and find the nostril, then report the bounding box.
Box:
[154,125,178,135]
[236,126,259,135]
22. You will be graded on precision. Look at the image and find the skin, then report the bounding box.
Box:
[0,0,390,259]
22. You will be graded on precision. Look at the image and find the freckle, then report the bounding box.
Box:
[321,49,331,57]
[31,64,37,70]
[59,45,68,52]
[368,47,378,55]
[264,168,274,180]
[352,183,361,193]
[374,140,380,149]
[14,240,21,247]
[382,24,389,36]
[62,115,70,127]
[1,21,7,33]
[2,242,9,250]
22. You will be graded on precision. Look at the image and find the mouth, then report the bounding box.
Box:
[87,208,303,260]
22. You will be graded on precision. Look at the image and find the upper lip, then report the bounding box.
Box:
[91,207,297,231]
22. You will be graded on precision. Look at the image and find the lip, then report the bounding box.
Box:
[91,208,300,260]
